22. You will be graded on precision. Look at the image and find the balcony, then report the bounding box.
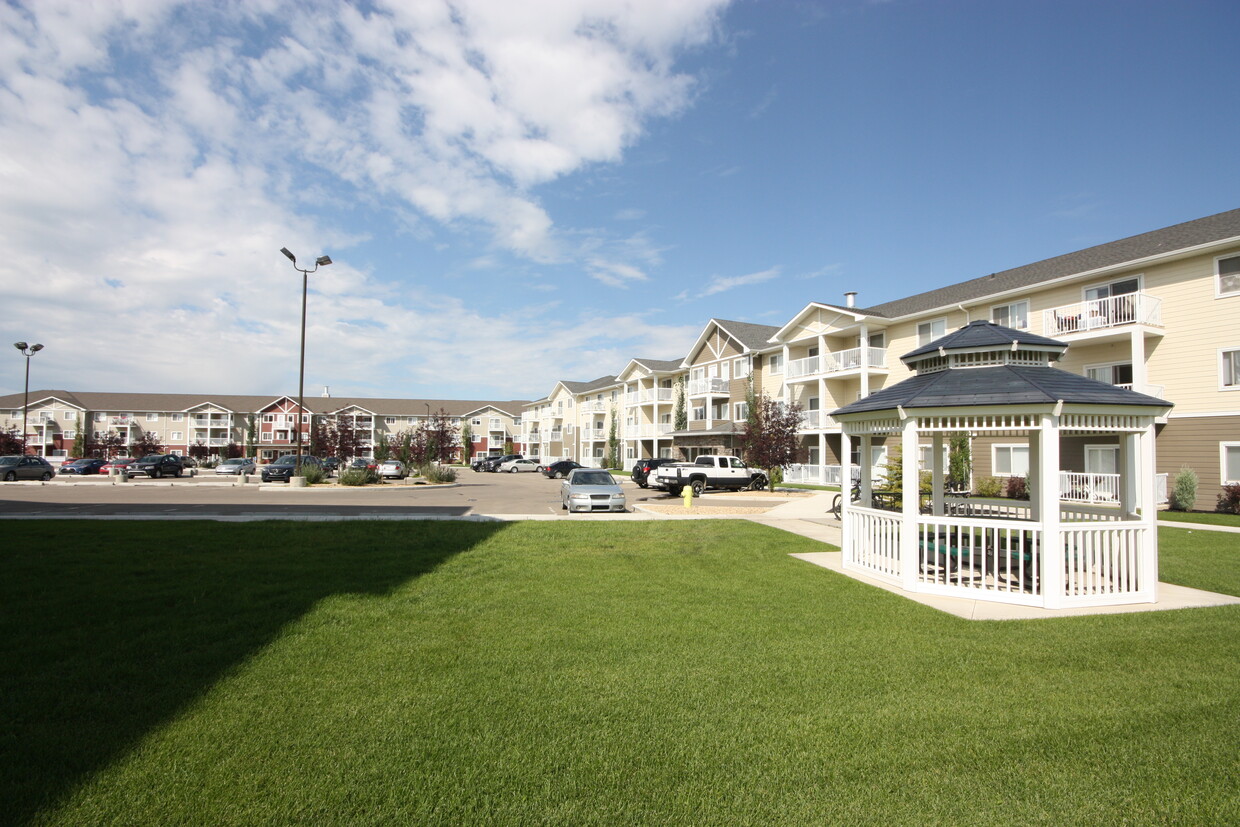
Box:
[642,387,675,404]
[581,401,608,413]
[628,422,674,439]
[111,416,136,427]
[1043,293,1162,339]
[687,377,729,396]
[624,392,640,405]
[800,410,837,430]
[193,415,232,426]
[786,347,886,382]
[582,428,607,441]
[549,430,563,441]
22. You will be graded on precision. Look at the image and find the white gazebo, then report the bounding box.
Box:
[832,321,1172,610]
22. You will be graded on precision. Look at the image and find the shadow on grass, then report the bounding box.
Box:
[0,519,504,825]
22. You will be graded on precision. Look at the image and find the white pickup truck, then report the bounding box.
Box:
[648,455,769,497]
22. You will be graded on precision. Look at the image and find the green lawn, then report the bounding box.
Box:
[3,521,1237,825]
[1160,510,1240,528]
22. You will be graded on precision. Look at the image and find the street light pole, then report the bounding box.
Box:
[280,248,332,475]
[13,342,44,455]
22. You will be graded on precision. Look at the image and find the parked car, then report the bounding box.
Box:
[58,458,107,475]
[321,457,341,475]
[630,457,678,489]
[348,458,378,472]
[481,454,522,472]
[215,457,257,475]
[498,458,540,473]
[542,460,583,479]
[0,455,56,481]
[379,460,407,479]
[99,457,136,474]
[560,468,627,513]
[132,454,187,478]
[261,455,324,482]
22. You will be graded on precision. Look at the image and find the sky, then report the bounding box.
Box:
[3,0,1238,402]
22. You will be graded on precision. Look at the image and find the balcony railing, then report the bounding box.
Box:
[642,388,675,403]
[1059,471,1169,505]
[786,347,886,381]
[800,410,837,430]
[1043,292,1162,336]
[687,377,729,396]
[624,392,640,405]
[1115,382,1166,399]
[193,416,232,426]
[580,428,606,441]
[549,430,563,441]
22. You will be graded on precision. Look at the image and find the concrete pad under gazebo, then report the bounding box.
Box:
[831,321,1173,610]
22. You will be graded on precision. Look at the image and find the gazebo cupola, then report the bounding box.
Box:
[831,320,1172,610]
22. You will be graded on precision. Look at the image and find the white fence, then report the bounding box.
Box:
[844,506,903,585]
[1058,471,1169,505]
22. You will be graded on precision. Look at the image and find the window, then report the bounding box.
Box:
[918,319,947,346]
[861,331,886,349]
[1222,349,1240,390]
[63,430,76,439]
[171,431,182,441]
[993,444,1030,476]
[261,432,273,442]
[691,404,706,421]
[918,444,948,471]
[1086,362,1134,387]
[95,412,106,421]
[1223,443,1240,484]
[734,358,751,379]
[991,300,1029,329]
[719,361,730,381]
[472,418,482,426]
[1216,254,1240,297]
[63,411,74,421]
[172,413,184,422]
[768,354,783,375]
[386,417,397,425]
[146,413,160,422]
[263,414,275,423]
[301,414,309,424]
[734,402,749,421]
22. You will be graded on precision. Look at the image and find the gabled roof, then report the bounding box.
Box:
[901,320,1066,362]
[848,207,1240,320]
[0,390,531,418]
[832,366,1172,416]
[682,318,782,366]
[615,357,684,382]
[769,302,888,343]
[559,375,620,395]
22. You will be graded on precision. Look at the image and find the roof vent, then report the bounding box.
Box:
[844,291,857,308]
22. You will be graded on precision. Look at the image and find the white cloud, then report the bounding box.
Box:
[0,0,731,399]
[698,266,780,297]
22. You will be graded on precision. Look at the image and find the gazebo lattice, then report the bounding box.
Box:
[832,321,1172,609]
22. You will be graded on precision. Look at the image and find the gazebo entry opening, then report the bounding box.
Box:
[833,321,1171,610]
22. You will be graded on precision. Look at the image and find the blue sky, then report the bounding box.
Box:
[2,0,1237,401]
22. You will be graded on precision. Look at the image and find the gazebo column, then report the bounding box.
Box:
[1038,413,1064,609]
[1139,421,1158,602]
[1119,432,1138,518]
[840,430,853,555]
[1027,429,1041,522]
[900,416,919,592]
[859,435,872,504]
[817,432,827,485]
[931,431,945,516]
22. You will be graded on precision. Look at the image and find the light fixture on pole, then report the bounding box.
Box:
[279,248,332,475]
[13,342,44,456]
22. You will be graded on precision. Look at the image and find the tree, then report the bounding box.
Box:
[188,441,211,461]
[129,427,164,457]
[310,420,332,456]
[244,414,257,458]
[460,422,473,461]
[605,407,619,469]
[373,432,392,463]
[947,433,972,492]
[224,441,242,459]
[394,429,414,466]
[673,377,687,431]
[422,409,459,464]
[95,431,125,458]
[0,427,23,455]
[736,393,802,481]
[70,416,86,458]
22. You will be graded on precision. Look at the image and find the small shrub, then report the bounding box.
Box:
[769,467,783,486]
[420,464,457,484]
[1170,467,1198,511]
[1004,475,1029,500]
[1216,483,1240,515]
[300,466,327,485]
[975,476,1003,498]
[338,469,372,487]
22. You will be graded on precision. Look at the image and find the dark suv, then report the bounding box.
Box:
[261,455,324,482]
[133,454,186,478]
[631,457,677,488]
[481,454,521,472]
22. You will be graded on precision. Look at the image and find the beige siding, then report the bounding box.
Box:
[1157,415,1240,510]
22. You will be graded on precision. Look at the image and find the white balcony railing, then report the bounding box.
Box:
[800,410,837,430]
[1115,382,1166,399]
[626,423,674,439]
[1043,293,1162,336]
[1058,471,1170,505]
[549,430,563,441]
[687,377,729,396]
[582,428,607,441]
[640,388,675,403]
[786,347,886,381]
[625,392,640,405]
[193,415,232,426]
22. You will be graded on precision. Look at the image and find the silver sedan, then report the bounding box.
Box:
[560,468,627,513]
[214,458,257,475]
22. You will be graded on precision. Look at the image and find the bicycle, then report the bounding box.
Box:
[830,481,861,520]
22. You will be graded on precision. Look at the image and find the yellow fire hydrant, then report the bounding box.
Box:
[683,484,693,509]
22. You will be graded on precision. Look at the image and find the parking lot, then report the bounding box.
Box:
[0,467,786,519]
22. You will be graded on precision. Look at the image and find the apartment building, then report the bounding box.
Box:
[522,376,622,466]
[0,390,528,463]
[771,208,1240,509]
[616,358,682,460]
